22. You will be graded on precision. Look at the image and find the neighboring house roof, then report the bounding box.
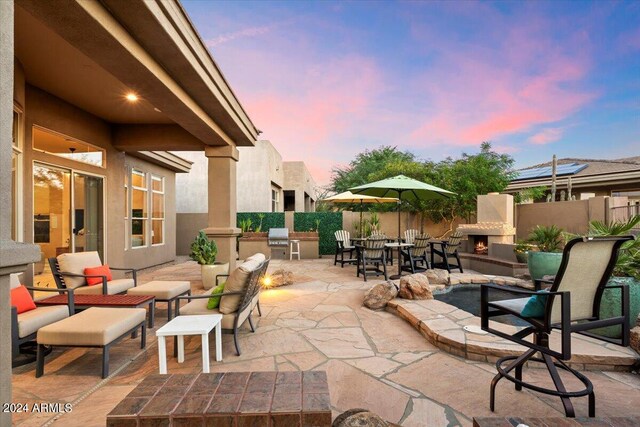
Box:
[507,156,640,191]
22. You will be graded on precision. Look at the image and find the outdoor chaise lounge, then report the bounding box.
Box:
[36,307,147,378]
[49,251,137,295]
[175,254,269,356]
[480,235,634,418]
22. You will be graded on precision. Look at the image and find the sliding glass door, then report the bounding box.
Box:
[33,163,105,264]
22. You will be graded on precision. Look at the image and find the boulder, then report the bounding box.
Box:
[425,269,450,285]
[364,282,398,310]
[630,326,640,354]
[269,269,294,287]
[333,409,389,427]
[398,274,433,300]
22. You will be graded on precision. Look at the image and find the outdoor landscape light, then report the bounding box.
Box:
[261,275,273,288]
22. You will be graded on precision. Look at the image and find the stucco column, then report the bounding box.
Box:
[0,2,40,423]
[203,145,240,271]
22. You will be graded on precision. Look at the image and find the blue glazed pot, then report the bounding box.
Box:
[592,277,640,339]
[527,251,563,281]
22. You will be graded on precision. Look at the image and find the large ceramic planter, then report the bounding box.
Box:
[527,251,562,281]
[201,262,229,289]
[592,277,640,339]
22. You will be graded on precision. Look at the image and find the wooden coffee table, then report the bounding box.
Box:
[37,294,156,328]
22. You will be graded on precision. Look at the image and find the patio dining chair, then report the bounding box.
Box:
[431,230,463,273]
[404,229,419,245]
[371,230,393,265]
[356,236,388,282]
[334,230,357,268]
[480,236,634,418]
[401,233,431,273]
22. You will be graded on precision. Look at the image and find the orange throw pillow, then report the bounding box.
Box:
[84,265,112,286]
[11,285,36,314]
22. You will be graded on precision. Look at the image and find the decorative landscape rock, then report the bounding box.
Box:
[425,269,450,285]
[364,282,398,310]
[333,409,389,427]
[398,274,433,300]
[269,269,294,287]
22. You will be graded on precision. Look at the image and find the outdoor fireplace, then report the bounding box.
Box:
[472,235,489,255]
[457,193,515,257]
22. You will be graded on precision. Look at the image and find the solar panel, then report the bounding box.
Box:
[514,163,587,181]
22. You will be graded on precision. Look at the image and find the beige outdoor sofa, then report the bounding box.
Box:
[49,251,137,295]
[175,254,269,356]
[10,274,71,367]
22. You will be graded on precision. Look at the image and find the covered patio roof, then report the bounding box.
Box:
[16,0,259,150]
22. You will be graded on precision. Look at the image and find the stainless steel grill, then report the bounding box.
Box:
[268,228,289,259]
[268,228,289,246]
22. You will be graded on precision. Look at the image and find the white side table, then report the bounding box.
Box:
[155,314,222,374]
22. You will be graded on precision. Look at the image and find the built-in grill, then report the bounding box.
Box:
[268,228,289,259]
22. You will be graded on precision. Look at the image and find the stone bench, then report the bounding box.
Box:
[36,307,146,378]
[107,371,332,426]
[127,280,191,320]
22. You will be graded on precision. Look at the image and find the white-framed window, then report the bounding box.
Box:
[151,175,165,245]
[131,169,147,248]
[12,106,23,242]
[271,188,279,212]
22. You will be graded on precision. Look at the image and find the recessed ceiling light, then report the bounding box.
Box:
[153,107,162,113]
[125,93,139,102]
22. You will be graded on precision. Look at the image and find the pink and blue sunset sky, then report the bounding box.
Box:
[183,0,640,185]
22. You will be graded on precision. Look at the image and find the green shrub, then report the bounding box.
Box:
[527,225,564,253]
[294,212,343,255]
[237,212,285,232]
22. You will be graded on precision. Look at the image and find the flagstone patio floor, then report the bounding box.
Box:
[11,258,640,426]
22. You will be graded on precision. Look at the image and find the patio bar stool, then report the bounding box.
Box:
[290,239,301,260]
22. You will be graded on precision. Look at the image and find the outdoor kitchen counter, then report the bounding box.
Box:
[239,232,319,260]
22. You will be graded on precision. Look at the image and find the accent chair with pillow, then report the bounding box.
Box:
[48,251,137,295]
[175,254,269,356]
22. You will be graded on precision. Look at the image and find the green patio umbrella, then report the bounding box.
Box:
[350,175,455,278]
[321,191,398,238]
[350,174,455,241]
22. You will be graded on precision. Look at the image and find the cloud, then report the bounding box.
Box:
[406,29,595,150]
[528,128,564,145]
[205,23,281,47]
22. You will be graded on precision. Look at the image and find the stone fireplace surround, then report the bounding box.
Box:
[457,193,515,258]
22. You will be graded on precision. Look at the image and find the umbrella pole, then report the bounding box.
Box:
[359,201,364,238]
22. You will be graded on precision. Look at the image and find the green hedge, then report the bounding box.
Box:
[237,212,285,232]
[294,212,343,255]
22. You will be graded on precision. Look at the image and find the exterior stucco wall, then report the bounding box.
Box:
[175,140,286,214]
[282,161,317,212]
[174,151,208,213]
[21,85,177,276]
[237,140,284,212]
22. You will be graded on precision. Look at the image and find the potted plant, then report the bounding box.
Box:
[189,231,229,289]
[513,240,535,264]
[526,225,564,280]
